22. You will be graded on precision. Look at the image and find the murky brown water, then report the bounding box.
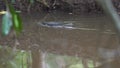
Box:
[0,11,120,68]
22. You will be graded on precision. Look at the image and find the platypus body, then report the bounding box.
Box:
[39,21,74,29]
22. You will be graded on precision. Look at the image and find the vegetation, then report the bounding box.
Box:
[0,0,22,36]
[0,45,31,68]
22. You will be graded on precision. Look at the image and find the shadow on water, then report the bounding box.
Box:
[0,11,120,68]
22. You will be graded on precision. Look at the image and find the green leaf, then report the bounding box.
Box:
[7,3,23,35]
[30,0,34,4]
[2,12,12,36]
[2,0,23,35]
[7,3,16,15]
[11,0,16,3]
[12,13,23,34]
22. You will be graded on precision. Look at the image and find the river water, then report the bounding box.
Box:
[0,11,120,68]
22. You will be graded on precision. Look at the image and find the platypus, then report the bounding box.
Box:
[39,21,75,29]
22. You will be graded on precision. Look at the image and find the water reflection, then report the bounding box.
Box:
[97,47,120,68]
[0,45,120,68]
[0,45,100,68]
[41,52,100,68]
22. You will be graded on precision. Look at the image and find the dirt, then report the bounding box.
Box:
[0,0,120,15]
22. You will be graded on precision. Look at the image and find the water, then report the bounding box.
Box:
[0,11,120,68]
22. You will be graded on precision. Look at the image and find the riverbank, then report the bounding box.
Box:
[0,0,120,15]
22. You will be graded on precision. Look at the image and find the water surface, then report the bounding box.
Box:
[0,12,120,68]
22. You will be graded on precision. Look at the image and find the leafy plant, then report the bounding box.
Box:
[1,11,12,35]
[1,0,23,36]
[0,45,32,68]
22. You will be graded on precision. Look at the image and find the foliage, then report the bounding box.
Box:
[1,0,22,36]
[1,11,12,35]
[0,45,32,68]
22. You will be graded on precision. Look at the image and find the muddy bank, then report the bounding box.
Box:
[0,0,120,15]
